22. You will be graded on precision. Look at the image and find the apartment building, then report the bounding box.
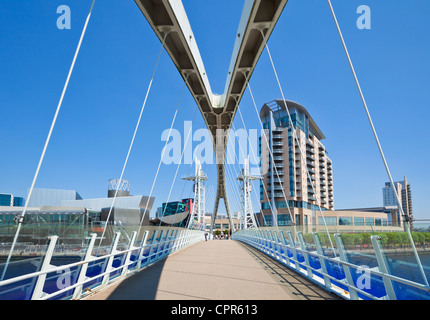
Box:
[383,177,413,222]
[258,100,334,227]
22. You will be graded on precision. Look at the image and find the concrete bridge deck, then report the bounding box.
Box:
[85,239,341,300]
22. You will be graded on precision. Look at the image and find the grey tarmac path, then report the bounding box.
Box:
[85,239,340,300]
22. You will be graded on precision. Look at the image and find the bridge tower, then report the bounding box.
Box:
[182,159,207,230]
[237,157,260,230]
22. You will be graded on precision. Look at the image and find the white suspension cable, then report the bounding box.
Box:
[158,105,198,227]
[326,0,429,286]
[234,102,290,233]
[1,0,96,281]
[230,121,270,228]
[97,33,169,251]
[257,30,337,253]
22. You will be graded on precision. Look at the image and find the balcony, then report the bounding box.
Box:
[272,134,283,140]
[306,153,315,161]
[273,156,283,161]
[273,148,283,154]
[306,147,315,154]
[272,141,283,146]
[306,160,315,167]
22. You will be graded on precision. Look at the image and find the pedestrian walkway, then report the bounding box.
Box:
[85,239,340,300]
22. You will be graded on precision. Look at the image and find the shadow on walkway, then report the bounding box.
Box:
[237,241,341,300]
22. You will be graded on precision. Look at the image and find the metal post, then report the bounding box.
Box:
[31,236,59,300]
[334,233,359,300]
[279,231,290,265]
[101,232,121,286]
[371,235,397,300]
[72,233,97,299]
[297,232,313,278]
[137,230,149,269]
[312,232,332,289]
[287,231,300,272]
[121,231,138,277]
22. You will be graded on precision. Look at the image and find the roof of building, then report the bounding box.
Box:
[260,100,326,140]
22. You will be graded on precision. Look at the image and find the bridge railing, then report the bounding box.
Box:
[232,228,430,300]
[0,227,205,300]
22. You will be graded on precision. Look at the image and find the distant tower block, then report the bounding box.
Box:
[108,179,130,198]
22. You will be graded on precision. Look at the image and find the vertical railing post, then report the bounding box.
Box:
[137,230,149,269]
[271,231,279,257]
[149,230,159,262]
[31,236,59,300]
[297,232,313,279]
[171,230,179,253]
[287,231,300,272]
[161,230,171,257]
[334,233,359,300]
[121,231,137,277]
[371,235,397,300]
[72,233,97,300]
[101,232,121,286]
[279,231,289,264]
[174,230,183,252]
[312,232,332,290]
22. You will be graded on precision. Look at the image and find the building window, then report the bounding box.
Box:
[339,217,352,225]
[365,218,374,226]
[278,214,292,226]
[354,217,364,226]
[318,216,336,225]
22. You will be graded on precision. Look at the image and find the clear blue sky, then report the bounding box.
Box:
[1,1,429,220]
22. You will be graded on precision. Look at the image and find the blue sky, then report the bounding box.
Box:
[0,1,429,220]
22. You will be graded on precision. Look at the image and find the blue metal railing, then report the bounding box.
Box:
[232,228,430,300]
[0,228,205,300]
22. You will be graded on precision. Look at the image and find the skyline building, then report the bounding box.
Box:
[259,100,334,226]
[0,193,25,207]
[383,177,413,221]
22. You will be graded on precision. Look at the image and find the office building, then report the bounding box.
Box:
[150,198,193,227]
[26,188,82,207]
[0,193,25,207]
[0,180,155,244]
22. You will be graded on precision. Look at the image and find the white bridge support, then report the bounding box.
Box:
[182,159,207,230]
[134,0,289,233]
[237,157,261,229]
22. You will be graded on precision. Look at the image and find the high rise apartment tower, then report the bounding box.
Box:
[383,177,413,221]
[259,100,333,227]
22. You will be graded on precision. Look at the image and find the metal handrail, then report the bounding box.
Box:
[232,229,430,300]
[0,228,205,300]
